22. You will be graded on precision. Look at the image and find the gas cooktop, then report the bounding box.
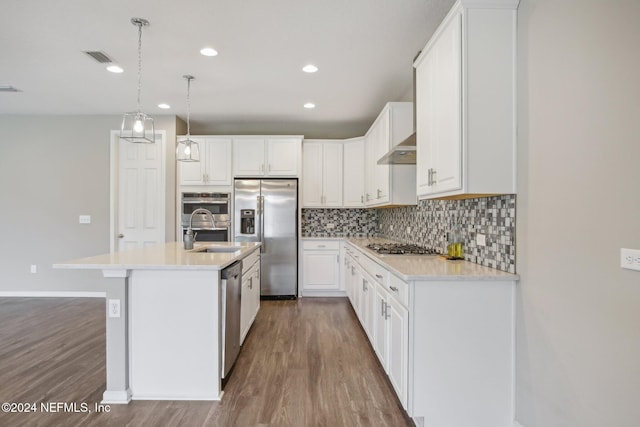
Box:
[366,243,439,255]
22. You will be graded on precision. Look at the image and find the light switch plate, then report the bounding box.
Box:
[79,215,91,224]
[476,233,486,246]
[621,248,640,271]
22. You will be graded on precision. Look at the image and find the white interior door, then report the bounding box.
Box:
[111,131,166,252]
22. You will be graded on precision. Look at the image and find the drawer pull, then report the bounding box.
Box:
[375,274,383,279]
[389,286,399,292]
[317,245,326,248]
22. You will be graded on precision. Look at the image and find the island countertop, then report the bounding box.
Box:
[53,241,262,271]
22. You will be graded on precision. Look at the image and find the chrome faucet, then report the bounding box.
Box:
[188,208,216,241]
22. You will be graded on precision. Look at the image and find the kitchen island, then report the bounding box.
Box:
[54,241,261,404]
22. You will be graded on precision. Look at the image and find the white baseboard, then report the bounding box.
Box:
[102,389,132,405]
[0,291,106,298]
[514,421,526,427]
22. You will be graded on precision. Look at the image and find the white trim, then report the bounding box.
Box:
[0,291,106,298]
[102,389,132,405]
[460,0,520,9]
[130,392,222,401]
[514,421,526,427]
[103,269,130,278]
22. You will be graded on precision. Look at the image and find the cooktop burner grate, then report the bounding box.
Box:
[366,243,439,255]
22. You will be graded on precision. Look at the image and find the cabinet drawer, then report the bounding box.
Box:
[302,240,340,250]
[242,250,260,274]
[387,273,408,307]
[359,254,388,286]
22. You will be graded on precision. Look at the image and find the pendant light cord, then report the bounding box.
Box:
[136,22,143,113]
[186,77,191,137]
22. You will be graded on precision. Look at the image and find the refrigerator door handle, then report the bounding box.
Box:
[260,195,265,253]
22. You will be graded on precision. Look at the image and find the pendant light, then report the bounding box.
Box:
[176,75,200,162]
[120,18,155,143]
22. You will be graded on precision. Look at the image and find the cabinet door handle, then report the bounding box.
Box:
[375,274,383,279]
[118,234,124,238]
[432,169,437,185]
[385,302,391,319]
[381,299,385,317]
[377,189,382,199]
[366,193,371,201]
[361,195,364,203]
[389,285,399,292]
[336,254,339,263]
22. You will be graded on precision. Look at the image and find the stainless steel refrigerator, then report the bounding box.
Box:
[234,179,298,298]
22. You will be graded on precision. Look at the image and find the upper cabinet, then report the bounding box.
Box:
[343,137,365,208]
[178,137,232,186]
[365,102,416,207]
[414,0,518,199]
[302,140,343,208]
[233,136,302,177]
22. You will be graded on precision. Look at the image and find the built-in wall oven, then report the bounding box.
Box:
[181,192,231,242]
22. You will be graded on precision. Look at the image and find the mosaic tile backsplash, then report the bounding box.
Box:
[301,195,516,273]
[377,195,516,273]
[301,209,378,237]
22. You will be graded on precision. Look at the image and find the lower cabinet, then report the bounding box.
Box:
[301,240,342,296]
[343,241,515,426]
[240,251,260,345]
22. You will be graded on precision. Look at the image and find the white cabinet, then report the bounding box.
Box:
[342,242,413,411]
[302,140,343,207]
[301,240,342,295]
[240,250,260,344]
[343,137,365,207]
[343,240,515,425]
[233,137,301,177]
[364,102,416,207]
[385,288,409,406]
[414,0,518,199]
[178,137,232,186]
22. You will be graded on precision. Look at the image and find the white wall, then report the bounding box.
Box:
[516,1,640,426]
[0,115,180,293]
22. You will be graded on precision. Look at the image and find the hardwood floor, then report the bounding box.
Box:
[0,297,412,427]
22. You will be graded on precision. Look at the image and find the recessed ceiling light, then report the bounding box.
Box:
[106,65,124,73]
[158,103,171,109]
[200,47,218,57]
[302,64,318,73]
[304,103,316,109]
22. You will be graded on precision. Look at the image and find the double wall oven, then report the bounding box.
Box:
[181,192,230,242]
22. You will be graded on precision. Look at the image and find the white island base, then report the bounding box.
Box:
[54,242,261,404]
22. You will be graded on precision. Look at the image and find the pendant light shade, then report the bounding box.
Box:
[176,75,200,162]
[120,18,155,144]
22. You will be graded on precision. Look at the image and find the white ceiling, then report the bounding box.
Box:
[1,0,454,138]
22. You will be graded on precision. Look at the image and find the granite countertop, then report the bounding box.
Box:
[54,242,261,271]
[308,236,518,281]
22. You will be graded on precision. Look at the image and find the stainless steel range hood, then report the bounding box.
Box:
[377,52,420,165]
[377,134,416,164]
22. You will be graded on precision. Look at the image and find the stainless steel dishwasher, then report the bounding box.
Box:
[221,260,242,378]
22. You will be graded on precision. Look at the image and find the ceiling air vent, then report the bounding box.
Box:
[0,85,21,92]
[83,51,113,64]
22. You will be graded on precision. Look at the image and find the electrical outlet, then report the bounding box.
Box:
[79,215,91,224]
[326,223,335,229]
[390,225,394,231]
[30,265,37,274]
[476,233,486,246]
[406,226,411,234]
[108,299,121,318]
[621,248,640,271]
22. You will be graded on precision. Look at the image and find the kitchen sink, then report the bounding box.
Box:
[192,246,242,253]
